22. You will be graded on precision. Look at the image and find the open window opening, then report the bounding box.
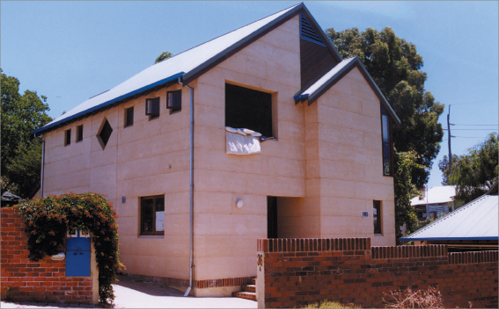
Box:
[146,98,160,120]
[64,129,71,146]
[125,106,134,127]
[225,83,274,138]
[167,90,181,114]
[140,195,164,235]
[76,125,83,142]
[97,118,113,150]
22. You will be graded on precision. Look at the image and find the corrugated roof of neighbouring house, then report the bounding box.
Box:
[294,56,401,126]
[410,185,456,206]
[33,3,313,136]
[401,193,498,241]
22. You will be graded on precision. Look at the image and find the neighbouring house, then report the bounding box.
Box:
[31,3,401,296]
[411,185,456,221]
[401,183,498,252]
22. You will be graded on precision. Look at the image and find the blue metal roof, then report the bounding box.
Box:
[401,193,498,242]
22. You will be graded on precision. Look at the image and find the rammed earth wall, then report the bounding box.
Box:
[1,208,98,305]
[256,238,498,308]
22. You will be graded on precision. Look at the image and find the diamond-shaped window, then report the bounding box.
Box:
[97,119,113,149]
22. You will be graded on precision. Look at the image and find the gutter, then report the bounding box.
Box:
[180,78,195,297]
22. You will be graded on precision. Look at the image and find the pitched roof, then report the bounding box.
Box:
[401,192,498,242]
[33,2,343,136]
[294,56,401,126]
[410,185,456,206]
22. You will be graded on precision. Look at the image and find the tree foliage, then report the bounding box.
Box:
[15,193,124,306]
[394,151,420,244]
[155,51,173,63]
[1,71,52,197]
[439,133,498,205]
[326,27,444,189]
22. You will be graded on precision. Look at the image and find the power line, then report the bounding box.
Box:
[453,124,498,126]
[443,128,497,131]
[446,100,497,105]
[453,136,491,138]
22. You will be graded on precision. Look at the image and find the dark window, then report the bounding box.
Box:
[381,107,392,176]
[98,119,113,149]
[64,129,71,146]
[167,90,181,113]
[373,200,382,234]
[76,125,83,142]
[140,195,165,235]
[225,83,273,137]
[125,106,134,127]
[146,98,160,120]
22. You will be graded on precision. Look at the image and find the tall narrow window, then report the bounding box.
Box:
[140,195,165,235]
[167,90,181,113]
[97,119,113,150]
[146,98,160,120]
[125,106,134,127]
[381,107,392,176]
[64,129,71,146]
[76,125,83,142]
[373,200,382,234]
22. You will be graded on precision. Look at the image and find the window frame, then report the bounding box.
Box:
[167,90,182,114]
[380,106,394,176]
[64,129,71,146]
[125,106,134,128]
[145,97,160,120]
[140,195,165,236]
[76,125,83,142]
[373,200,382,235]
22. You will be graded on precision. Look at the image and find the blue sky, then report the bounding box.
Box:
[1,1,498,189]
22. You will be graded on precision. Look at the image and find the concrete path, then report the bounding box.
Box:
[1,276,257,308]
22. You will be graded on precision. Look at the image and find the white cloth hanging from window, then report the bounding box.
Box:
[225,126,262,155]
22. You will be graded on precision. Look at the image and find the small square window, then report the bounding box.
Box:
[167,90,181,113]
[76,125,83,142]
[64,129,71,146]
[140,195,164,235]
[125,106,134,127]
[146,98,160,120]
[373,200,382,234]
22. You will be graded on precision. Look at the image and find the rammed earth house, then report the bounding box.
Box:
[32,3,401,296]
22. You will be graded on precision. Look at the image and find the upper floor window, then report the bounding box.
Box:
[146,98,160,120]
[97,119,113,150]
[64,129,71,146]
[381,107,392,176]
[125,106,134,127]
[76,125,83,142]
[167,90,181,113]
[225,83,273,137]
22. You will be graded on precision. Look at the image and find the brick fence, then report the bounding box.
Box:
[1,207,98,305]
[256,238,498,308]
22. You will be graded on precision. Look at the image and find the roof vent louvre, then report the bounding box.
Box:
[300,13,326,47]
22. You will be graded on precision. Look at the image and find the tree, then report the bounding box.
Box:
[439,133,498,205]
[326,27,444,189]
[394,150,420,244]
[155,51,173,63]
[1,71,52,198]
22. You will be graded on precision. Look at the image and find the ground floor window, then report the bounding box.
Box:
[140,195,164,235]
[373,200,382,234]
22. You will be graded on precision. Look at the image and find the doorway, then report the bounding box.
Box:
[267,196,278,239]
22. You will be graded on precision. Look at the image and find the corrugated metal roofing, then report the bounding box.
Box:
[32,3,303,135]
[411,185,456,206]
[294,56,401,126]
[401,193,498,241]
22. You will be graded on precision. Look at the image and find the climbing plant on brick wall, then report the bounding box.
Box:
[14,192,123,306]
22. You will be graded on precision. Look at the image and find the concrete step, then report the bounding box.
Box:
[233,291,256,301]
[251,277,256,285]
[243,284,256,292]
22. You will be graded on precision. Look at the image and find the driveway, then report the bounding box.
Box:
[1,275,257,308]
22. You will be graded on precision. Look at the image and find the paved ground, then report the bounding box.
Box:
[1,275,257,308]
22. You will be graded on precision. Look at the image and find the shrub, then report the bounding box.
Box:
[382,286,444,308]
[15,192,124,306]
[303,300,360,308]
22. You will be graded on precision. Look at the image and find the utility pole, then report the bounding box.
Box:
[447,105,455,174]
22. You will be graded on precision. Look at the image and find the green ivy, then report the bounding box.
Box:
[14,192,124,306]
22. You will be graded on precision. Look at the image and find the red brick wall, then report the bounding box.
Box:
[1,208,94,304]
[257,238,498,308]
